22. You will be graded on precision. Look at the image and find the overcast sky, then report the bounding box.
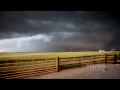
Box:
[0,11,120,52]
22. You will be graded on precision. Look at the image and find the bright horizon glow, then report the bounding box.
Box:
[0,49,6,52]
[0,34,53,52]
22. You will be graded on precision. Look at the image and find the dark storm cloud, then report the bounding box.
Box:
[0,11,120,52]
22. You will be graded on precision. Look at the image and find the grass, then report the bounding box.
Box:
[0,51,119,61]
[117,54,120,60]
[0,51,119,79]
[60,63,86,69]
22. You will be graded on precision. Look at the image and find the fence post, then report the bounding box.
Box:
[105,54,107,64]
[31,58,34,75]
[94,56,96,64]
[14,59,17,75]
[79,57,81,67]
[16,59,17,71]
[114,54,117,64]
[15,59,17,66]
[56,57,59,72]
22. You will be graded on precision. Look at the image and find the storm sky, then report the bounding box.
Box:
[0,11,120,52]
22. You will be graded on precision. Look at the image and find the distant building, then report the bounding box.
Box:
[99,50,105,52]
[111,49,116,52]
[111,49,116,51]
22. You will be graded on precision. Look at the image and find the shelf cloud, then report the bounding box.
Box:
[0,11,120,52]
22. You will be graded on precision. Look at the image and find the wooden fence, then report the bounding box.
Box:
[58,54,118,70]
[0,54,118,79]
[0,59,56,79]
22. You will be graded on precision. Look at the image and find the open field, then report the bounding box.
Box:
[0,51,119,79]
[0,51,119,60]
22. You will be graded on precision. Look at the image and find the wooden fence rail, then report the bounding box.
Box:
[0,59,56,79]
[59,54,117,70]
[0,54,118,79]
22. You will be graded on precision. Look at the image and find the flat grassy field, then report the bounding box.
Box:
[0,51,119,60]
[0,51,119,79]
